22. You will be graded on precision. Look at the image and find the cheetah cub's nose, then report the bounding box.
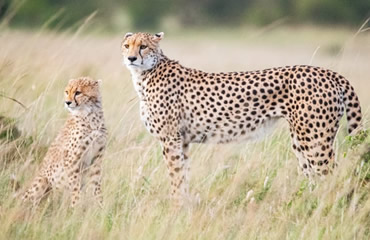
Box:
[65,101,72,106]
[128,56,137,62]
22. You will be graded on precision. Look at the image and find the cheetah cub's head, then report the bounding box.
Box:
[121,32,164,72]
[64,77,102,115]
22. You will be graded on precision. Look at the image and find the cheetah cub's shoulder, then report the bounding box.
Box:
[22,77,107,207]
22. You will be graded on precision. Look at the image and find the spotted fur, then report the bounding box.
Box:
[121,32,362,207]
[22,77,107,207]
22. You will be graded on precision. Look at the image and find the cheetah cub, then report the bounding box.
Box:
[121,32,362,208]
[22,77,107,207]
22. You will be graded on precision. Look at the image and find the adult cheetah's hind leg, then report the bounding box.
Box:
[289,125,338,183]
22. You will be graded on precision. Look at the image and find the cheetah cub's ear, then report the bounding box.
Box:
[153,32,164,43]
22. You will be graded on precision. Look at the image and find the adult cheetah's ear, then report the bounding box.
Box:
[153,32,164,43]
[124,32,133,40]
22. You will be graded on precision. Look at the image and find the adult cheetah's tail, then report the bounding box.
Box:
[340,77,363,135]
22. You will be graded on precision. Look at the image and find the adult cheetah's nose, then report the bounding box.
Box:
[128,56,137,62]
[65,101,72,106]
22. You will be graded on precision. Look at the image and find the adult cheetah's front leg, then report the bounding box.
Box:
[161,134,189,208]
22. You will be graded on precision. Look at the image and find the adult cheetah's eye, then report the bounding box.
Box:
[140,45,147,50]
[75,91,81,96]
[124,44,129,49]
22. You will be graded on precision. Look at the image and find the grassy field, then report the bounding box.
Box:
[0,26,369,239]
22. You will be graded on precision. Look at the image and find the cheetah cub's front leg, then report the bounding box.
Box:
[65,131,106,207]
[83,130,107,206]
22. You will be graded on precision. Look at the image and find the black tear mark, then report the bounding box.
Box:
[139,49,144,64]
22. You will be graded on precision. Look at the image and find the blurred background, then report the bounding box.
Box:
[1,0,369,31]
[0,1,370,239]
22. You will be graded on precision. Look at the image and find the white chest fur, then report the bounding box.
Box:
[130,69,147,100]
[129,69,157,136]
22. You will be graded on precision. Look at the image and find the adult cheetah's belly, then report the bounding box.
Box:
[185,117,280,144]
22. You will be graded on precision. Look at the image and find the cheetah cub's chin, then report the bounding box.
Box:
[21,77,107,208]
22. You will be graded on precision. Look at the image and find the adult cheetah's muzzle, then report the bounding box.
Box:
[128,56,137,62]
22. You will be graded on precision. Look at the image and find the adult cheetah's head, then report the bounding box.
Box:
[121,32,164,71]
[64,77,102,115]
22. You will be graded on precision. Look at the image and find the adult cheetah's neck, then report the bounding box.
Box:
[145,55,205,79]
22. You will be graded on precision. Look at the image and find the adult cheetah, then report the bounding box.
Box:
[22,77,107,207]
[121,32,362,207]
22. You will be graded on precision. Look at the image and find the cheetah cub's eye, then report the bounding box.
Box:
[140,45,147,50]
[75,91,81,96]
[65,91,68,94]
[124,44,129,49]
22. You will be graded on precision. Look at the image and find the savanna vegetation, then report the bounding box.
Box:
[0,1,369,239]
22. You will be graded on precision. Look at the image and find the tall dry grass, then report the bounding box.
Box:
[0,26,369,239]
